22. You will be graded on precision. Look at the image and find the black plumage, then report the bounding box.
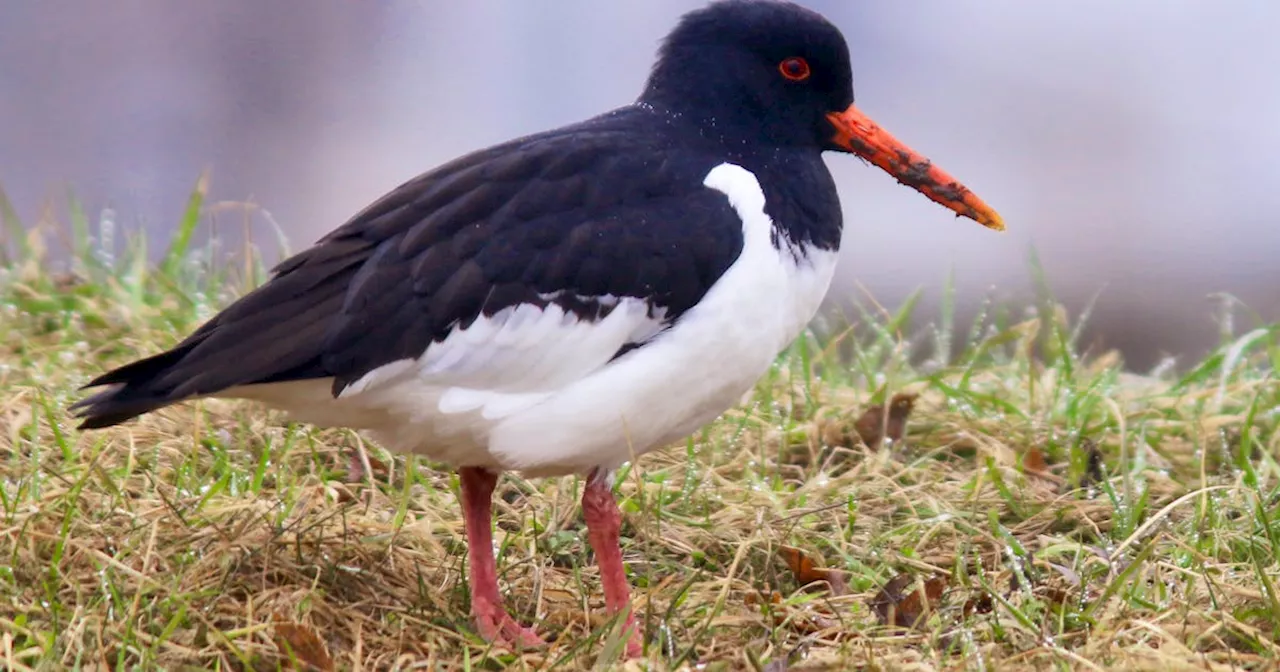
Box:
[71,112,762,428]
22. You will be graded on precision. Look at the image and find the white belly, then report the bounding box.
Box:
[230,163,840,477]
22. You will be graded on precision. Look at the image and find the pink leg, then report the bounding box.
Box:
[582,469,643,658]
[458,467,545,648]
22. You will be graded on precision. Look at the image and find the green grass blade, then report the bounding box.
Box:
[160,170,210,279]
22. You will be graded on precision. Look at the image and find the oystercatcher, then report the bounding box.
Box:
[71,0,1003,656]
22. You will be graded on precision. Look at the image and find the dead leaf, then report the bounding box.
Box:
[815,416,856,451]
[745,588,837,634]
[854,392,918,450]
[778,545,848,595]
[1078,439,1105,488]
[1038,586,1071,607]
[1022,447,1050,476]
[744,590,784,607]
[962,593,994,617]
[869,573,946,630]
[345,449,389,483]
[272,618,334,672]
[1022,446,1065,489]
[776,438,822,469]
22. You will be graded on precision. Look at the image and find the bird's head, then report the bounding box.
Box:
[641,0,1004,231]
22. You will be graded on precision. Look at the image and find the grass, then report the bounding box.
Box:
[3,186,1280,671]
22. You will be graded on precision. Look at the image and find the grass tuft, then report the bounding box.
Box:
[3,185,1280,670]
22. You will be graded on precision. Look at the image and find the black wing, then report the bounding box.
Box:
[71,107,745,428]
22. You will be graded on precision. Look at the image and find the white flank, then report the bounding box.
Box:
[231,162,840,477]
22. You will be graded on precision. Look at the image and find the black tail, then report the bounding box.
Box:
[70,225,378,431]
[69,344,201,429]
[70,290,340,430]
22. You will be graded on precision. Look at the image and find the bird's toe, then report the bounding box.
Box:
[472,599,547,650]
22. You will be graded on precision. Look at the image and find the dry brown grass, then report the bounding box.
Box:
[2,219,1280,670]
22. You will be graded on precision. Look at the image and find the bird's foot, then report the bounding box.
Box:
[613,613,643,659]
[472,597,547,649]
[594,574,642,659]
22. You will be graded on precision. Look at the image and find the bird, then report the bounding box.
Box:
[70,0,1003,657]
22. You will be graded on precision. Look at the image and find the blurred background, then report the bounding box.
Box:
[2,1,1278,371]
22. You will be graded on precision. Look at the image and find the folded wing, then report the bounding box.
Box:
[71,109,745,429]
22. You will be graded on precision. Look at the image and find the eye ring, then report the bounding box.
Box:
[778,57,810,81]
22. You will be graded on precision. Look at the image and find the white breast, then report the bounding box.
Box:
[483,162,838,475]
[230,162,839,478]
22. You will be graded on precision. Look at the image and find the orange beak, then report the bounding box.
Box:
[827,104,1005,231]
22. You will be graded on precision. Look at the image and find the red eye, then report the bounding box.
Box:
[779,57,810,81]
